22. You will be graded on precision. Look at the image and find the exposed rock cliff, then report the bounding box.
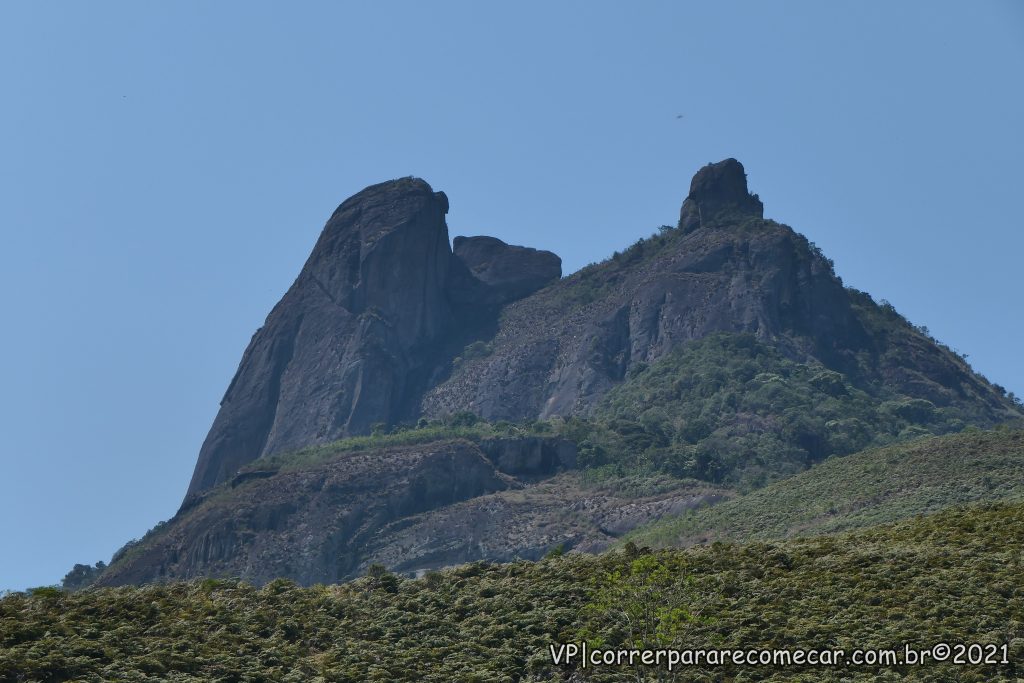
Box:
[453,236,561,304]
[185,179,560,502]
[185,179,455,501]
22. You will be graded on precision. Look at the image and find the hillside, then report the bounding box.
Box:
[626,428,1024,548]
[93,424,1024,587]
[583,332,1021,488]
[95,425,730,586]
[421,162,1017,431]
[9,503,1023,681]
[79,158,1023,588]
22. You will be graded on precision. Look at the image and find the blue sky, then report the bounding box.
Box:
[1,1,1022,590]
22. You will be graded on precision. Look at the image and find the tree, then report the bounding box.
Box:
[61,561,106,591]
[580,548,707,681]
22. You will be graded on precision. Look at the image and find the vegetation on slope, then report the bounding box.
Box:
[625,428,1024,548]
[589,332,1020,488]
[88,366,1021,590]
[6,503,1023,682]
[231,331,1015,490]
[245,416,555,474]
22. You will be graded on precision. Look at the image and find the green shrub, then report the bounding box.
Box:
[5,503,1022,681]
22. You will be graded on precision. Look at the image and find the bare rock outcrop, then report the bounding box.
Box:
[453,236,561,304]
[104,441,518,586]
[420,159,1016,428]
[187,179,457,502]
[185,178,566,504]
[678,157,764,233]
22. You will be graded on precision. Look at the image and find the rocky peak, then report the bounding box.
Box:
[678,158,764,233]
[185,177,455,502]
[184,177,563,504]
[452,236,561,304]
[305,177,454,341]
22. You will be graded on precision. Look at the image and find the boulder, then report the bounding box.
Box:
[452,236,561,304]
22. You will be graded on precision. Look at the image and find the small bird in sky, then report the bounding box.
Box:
[675,114,684,119]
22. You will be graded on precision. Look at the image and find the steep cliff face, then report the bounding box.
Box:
[186,179,452,501]
[185,178,561,502]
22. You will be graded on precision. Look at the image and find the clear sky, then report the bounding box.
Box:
[1,1,1022,591]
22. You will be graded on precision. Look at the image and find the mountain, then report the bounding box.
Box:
[185,178,560,502]
[187,159,1018,503]
[92,159,1021,587]
[16,502,1024,681]
[421,160,1014,430]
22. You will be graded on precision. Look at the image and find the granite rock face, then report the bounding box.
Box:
[186,179,455,502]
[453,236,561,304]
[423,221,864,421]
[185,178,562,503]
[421,161,1015,426]
[678,158,764,233]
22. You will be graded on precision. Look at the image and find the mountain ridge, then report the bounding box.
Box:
[84,158,1023,587]
[187,159,1020,505]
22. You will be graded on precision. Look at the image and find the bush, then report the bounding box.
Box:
[61,562,106,591]
[447,411,480,428]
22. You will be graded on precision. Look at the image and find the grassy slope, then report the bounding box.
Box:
[3,502,1022,682]
[625,428,1024,548]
